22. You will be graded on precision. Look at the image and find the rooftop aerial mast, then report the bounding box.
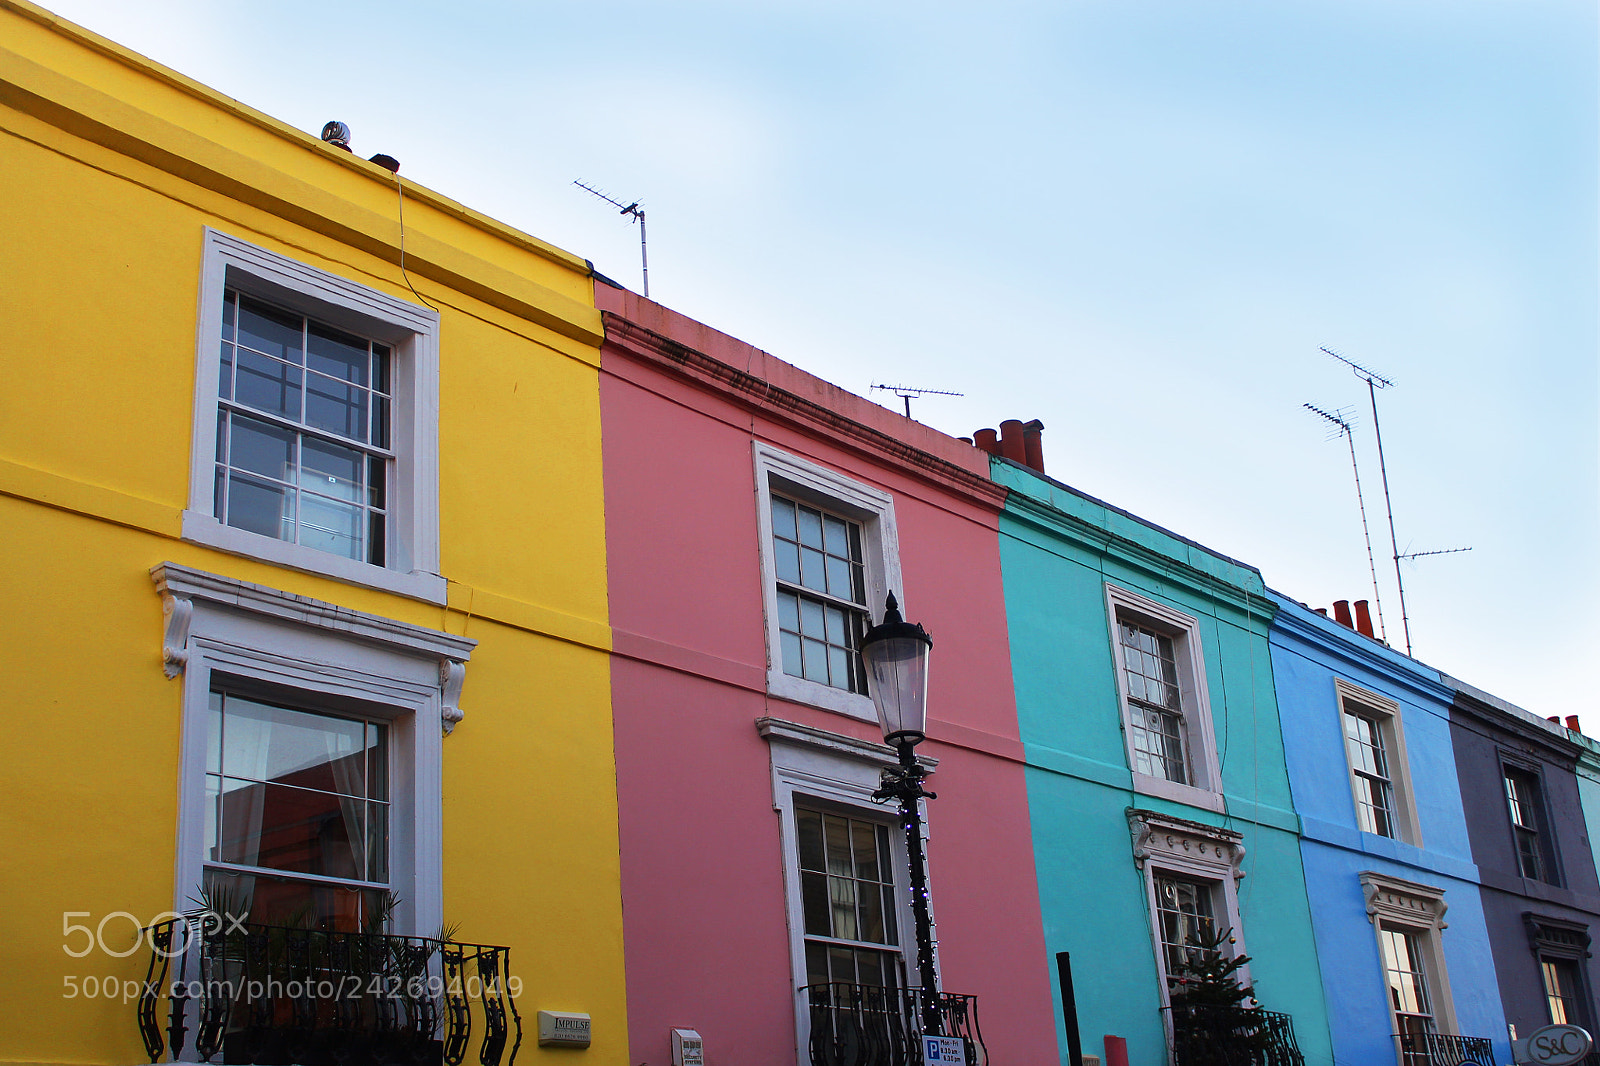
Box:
[574,180,649,298]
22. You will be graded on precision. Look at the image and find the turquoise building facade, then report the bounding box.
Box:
[1269,593,1508,1065]
[991,457,1333,1065]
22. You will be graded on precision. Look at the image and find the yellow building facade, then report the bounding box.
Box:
[0,2,626,1063]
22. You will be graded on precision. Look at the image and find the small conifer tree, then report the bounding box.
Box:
[1168,926,1269,1064]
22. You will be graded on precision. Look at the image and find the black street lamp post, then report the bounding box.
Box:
[859,591,942,1036]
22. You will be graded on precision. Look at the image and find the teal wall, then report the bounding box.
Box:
[992,459,1332,1065]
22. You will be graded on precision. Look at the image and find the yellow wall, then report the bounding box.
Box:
[0,1,624,1062]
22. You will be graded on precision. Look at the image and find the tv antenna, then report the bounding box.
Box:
[1399,546,1472,562]
[1304,403,1387,642]
[870,383,964,420]
[574,180,649,298]
[1322,347,1469,655]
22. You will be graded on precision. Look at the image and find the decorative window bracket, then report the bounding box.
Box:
[1128,808,1246,881]
[152,562,475,735]
[1359,871,1448,931]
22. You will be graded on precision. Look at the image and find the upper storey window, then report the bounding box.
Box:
[771,495,868,695]
[184,230,443,603]
[754,444,900,722]
[1504,766,1555,883]
[1106,586,1223,812]
[1343,709,1395,836]
[1118,621,1188,784]
[1334,681,1422,845]
[215,292,392,566]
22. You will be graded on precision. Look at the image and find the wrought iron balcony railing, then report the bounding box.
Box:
[1167,1003,1305,1066]
[1395,1031,1496,1066]
[802,982,986,1066]
[137,918,521,1066]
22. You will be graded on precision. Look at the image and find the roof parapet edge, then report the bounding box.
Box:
[1265,591,1454,706]
[1,0,588,275]
[602,312,1008,511]
[999,484,1275,622]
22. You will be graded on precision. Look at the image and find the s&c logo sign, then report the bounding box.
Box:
[1525,1024,1593,1066]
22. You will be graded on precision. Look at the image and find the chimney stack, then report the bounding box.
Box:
[1566,715,1583,734]
[1332,600,1354,629]
[972,419,1046,473]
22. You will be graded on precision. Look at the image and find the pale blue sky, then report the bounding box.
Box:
[42,0,1598,724]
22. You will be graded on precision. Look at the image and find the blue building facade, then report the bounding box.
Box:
[1269,594,1508,1066]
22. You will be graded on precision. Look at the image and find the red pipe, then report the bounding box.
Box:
[1353,600,1375,638]
[1332,600,1354,629]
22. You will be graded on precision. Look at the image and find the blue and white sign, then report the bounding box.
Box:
[922,1034,966,1063]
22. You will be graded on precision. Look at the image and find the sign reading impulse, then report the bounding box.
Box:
[1515,1023,1593,1066]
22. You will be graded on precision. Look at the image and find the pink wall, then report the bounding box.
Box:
[599,283,1057,1065]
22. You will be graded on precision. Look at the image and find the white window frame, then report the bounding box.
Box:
[153,562,476,944]
[1128,809,1249,1007]
[1336,679,1424,846]
[759,717,936,1061]
[1359,871,1461,1056]
[753,444,901,722]
[184,229,444,603]
[1106,585,1224,812]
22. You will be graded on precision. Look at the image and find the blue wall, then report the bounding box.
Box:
[1269,593,1508,1064]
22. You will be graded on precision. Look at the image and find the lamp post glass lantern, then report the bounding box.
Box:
[861,592,943,1034]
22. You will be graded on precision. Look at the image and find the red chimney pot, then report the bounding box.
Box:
[1353,600,1375,638]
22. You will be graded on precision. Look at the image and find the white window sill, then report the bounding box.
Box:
[1132,771,1226,814]
[768,670,879,724]
[182,510,446,604]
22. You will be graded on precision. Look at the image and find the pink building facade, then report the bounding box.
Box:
[598,281,1058,1064]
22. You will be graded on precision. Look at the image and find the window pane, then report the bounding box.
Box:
[226,472,293,539]
[780,632,803,677]
[216,778,364,878]
[802,638,829,681]
[825,555,853,600]
[302,437,364,501]
[234,348,303,419]
[775,540,801,585]
[771,497,797,540]
[228,415,296,482]
[800,598,826,638]
[366,800,389,882]
[298,494,364,560]
[801,871,831,936]
[823,515,850,556]
[203,868,380,933]
[805,942,830,988]
[800,548,827,592]
[305,372,369,441]
[307,322,370,385]
[827,646,851,689]
[797,809,824,870]
[236,297,303,365]
[798,506,824,549]
[220,696,368,793]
